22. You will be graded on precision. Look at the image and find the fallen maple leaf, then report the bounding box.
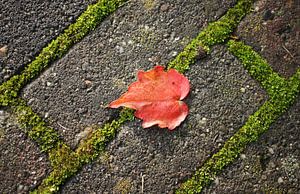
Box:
[109,66,190,130]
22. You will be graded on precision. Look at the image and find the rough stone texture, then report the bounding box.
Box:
[235,0,299,78]
[0,109,50,194]
[2,0,298,193]
[60,45,266,193]
[203,98,300,194]
[22,0,237,148]
[0,0,97,84]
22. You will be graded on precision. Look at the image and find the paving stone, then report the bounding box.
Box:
[203,98,300,193]
[60,45,266,193]
[0,109,50,194]
[235,0,299,78]
[22,0,237,148]
[0,0,98,84]
[3,0,297,192]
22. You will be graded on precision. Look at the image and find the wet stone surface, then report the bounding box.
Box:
[0,0,98,84]
[60,45,266,193]
[0,109,50,194]
[203,98,300,194]
[22,0,237,148]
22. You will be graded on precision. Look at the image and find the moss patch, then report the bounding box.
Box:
[33,144,81,193]
[167,0,253,73]
[113,178,133,194]
[0,0,128,107]
[32,108,134,193]
[76,108,134,163]
[227,40,285,98]
[176,42,300,193]
[13,98,61,152]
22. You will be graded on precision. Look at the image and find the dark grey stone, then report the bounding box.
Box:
[0,109,50,194]
[0,0,97,83]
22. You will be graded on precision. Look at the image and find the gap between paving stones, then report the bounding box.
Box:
[0,0,256,193]
[176,40,300,193]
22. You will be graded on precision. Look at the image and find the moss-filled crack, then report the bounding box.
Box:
[175,41,300,193]
[167,0,254,73]
[0,0,128,107]
[227,40,287,100]
[76,108,135,163]
[7,96,134,193]
[31,108,134,193]
[12,98,61,152]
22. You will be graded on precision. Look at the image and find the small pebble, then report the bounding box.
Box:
[75,127,93,145]
[195,46,207,60]
[214,177,220,185]
[17,185,24,192]
[46,82,52,87]
[116,45,124,53]
[84,80,92,87]
[0,45,8,57]
[199,118,207,125]
[263,10,275,21]
[160,4,169,12]
[240,154,246,159]
[268,147,274,154]
[240,87,246,93]
[121,41,126,46]
[24,186,29,191]
[174,37,180,41]
[170,51,178,57]
[278,177,284,183]
[128,39,134,45]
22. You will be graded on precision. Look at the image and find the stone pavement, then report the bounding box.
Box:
[0,0,299,193]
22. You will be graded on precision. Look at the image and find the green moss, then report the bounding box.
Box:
[227,40,286,98]
[167,0,253,73]
[142,0,157,10]
[10,99,81,193]
[32,108,134,193]
[113,178,133,193]
[176,43,300,193]
[33,143,81,193]
[76,108,134,163]
[12,98,61,152]
[0,0,128,107]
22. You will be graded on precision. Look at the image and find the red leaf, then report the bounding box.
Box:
[109,66,190,130]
